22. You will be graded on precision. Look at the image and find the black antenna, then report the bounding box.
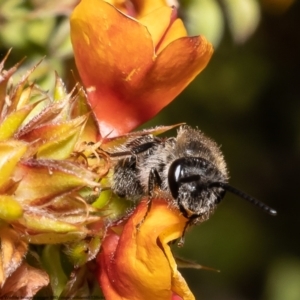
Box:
[209,182,277,216]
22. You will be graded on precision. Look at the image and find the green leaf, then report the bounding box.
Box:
[18,212,84,233]
[23,116,87,159]
[41,245,68,297]
[14,159,99,202]
[53,73,68,102]
[0,104,35,141]
[23,232,87,244]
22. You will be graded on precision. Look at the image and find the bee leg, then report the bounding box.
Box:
[177,217,197,247]
[136,168,162,230]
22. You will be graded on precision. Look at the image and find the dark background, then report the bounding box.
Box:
[1,0,299,299]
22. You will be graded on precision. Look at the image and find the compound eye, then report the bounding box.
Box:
[168,158,185,199]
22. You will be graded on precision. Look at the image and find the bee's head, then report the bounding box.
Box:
[168,157,277,220]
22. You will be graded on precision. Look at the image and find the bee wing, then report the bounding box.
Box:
[101,123,184,151]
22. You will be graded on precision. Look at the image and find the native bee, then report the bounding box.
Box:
[102,125,276,232]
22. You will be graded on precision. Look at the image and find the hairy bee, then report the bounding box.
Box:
[104,125,276,228]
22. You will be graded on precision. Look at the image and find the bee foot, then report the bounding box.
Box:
[177,236,185,247]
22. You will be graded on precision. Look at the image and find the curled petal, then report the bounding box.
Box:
[97,199,195,300]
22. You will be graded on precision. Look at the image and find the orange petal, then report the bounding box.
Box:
[139,6,174,48]
[105,0,167,17]
[97,199,195,300]
[71,0,154,137]
[131,0,167,17]
[156,18,188,54]
[71,0,213,137]
[131,36,213,123]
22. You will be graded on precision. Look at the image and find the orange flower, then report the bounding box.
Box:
[70,0,213,138]
[97,199,195,300]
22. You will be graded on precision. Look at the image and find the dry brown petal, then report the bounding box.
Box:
[0,262,49,297]
[0,227,28,287]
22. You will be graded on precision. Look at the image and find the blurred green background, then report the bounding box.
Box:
[1,0,299,299]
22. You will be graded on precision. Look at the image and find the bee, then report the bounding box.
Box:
[103,125,276,241]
